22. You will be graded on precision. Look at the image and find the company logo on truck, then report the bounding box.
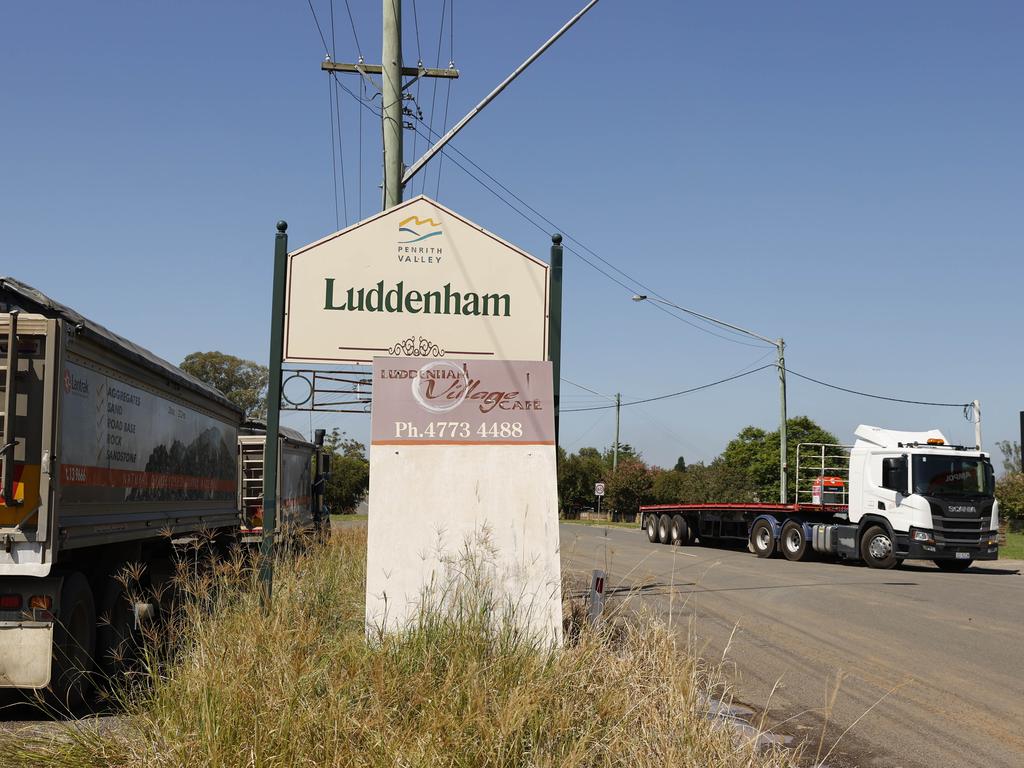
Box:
[63,369,89,396]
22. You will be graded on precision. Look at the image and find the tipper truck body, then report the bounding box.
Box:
[0,277,243,701]
[239,423,330,545]
[640,425,1000,571]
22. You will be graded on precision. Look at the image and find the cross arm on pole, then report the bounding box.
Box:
[321,60,459,80]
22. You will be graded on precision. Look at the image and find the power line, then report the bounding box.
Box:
[424,0,449,196]
[335,79,764,349]
[343,0,362,58]
[306,0,331,56]
[784,368,970,408]
[562,377,615,401]
[563,365,776,413]
[403,119,769,347]
[435,0,454,198]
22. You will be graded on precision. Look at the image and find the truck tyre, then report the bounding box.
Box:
[646,514,659,543]
[860,525,898,570]
[934,559,973,572]
[670,515,688,546]
[686,522,697,545]
[657,514,672,545]
[780,521,811,562]
[51,572,97,711]
[750,520,775,558]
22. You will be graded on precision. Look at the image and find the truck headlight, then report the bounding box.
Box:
[911,528,934,544]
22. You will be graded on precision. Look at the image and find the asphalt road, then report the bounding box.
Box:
[560,522,1024,768]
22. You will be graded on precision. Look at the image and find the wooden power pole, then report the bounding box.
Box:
[321,1,459,210]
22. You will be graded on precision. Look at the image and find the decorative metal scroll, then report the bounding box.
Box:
[386,336,446,357]
[279,368,373,413]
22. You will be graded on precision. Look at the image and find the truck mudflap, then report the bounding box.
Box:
[0,621,53,688]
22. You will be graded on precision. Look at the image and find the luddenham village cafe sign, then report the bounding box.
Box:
[262,196,563,644]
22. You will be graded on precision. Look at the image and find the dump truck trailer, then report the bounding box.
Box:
[640,426,1001,571]
[0,277,243,703]
[238,423,329,545]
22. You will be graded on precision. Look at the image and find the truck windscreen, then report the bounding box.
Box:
[912,455,994,498]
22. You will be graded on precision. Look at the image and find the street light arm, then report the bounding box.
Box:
[631,294,778,347]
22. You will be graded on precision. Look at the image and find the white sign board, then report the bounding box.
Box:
[366,357,562,645]
[284,196,549,364]
[594,482,605,497]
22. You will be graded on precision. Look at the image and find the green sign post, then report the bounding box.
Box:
[259,220,289,607]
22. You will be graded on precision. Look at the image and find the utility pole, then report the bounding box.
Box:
[321,2,459,211]
[382,0,402,209]
[613,393,621,471]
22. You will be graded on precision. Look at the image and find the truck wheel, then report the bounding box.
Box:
[781,521,810,562]
[646,514,659,543]
[670,515,688,546]
[860,525,898,569]
[51,572,97,711]
[657,514,672,545]
[934,559,973,572]
[750,520,775,558]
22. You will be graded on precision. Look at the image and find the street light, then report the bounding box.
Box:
[631,295,789,504]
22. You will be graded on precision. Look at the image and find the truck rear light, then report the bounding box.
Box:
[28,595,52,610]
[0,594,22,610]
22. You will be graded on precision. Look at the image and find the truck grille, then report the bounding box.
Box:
[929,506,990,547]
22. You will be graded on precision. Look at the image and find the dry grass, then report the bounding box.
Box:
[1,527,798,768]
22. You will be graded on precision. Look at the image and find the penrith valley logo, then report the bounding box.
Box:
[399,215,442,244]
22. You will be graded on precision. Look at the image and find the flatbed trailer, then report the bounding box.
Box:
[639,502,853,562]
[639,430,1001,570]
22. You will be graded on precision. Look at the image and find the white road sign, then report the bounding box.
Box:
[595,482,605,497]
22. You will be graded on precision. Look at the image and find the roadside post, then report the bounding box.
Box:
[259,220,289,608]
[548,234,563,446]
[589,569,606,626]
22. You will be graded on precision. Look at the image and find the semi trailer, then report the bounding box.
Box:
[640,425,1000,571]
[0,277,245,704]
[239,423,330,545]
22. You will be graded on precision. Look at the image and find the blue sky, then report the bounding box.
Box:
[3,1,1022,469]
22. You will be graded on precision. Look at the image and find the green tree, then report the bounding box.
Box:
[721,416,841,503]
[673,456,687,473]
[322,428,369,513]
[604,458,654,521]
[181,351,268,420]
[996,472,1024,522]
[995,440,1022,475]
[558,446,606,515]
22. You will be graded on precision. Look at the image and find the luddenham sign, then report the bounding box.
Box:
[284,196,548,364]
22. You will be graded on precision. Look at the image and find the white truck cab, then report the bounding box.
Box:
[847,425,999,569]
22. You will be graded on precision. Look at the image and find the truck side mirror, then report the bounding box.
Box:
[319,452,332,478]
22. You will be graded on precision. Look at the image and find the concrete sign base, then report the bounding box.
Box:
[366,357,562,645]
